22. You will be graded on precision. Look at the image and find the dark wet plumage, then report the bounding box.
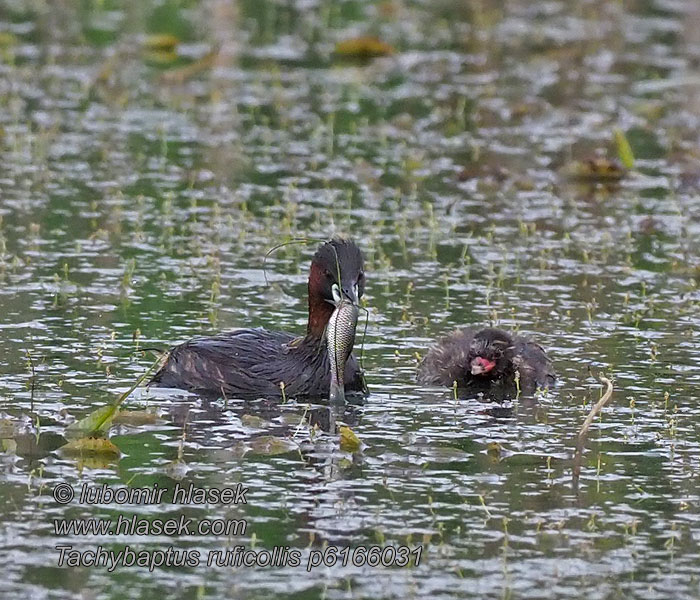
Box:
[417,327,555,396]
[150,238,367,399]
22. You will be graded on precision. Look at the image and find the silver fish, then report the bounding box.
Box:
[326,300,359,403]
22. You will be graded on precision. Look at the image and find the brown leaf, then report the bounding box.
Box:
[335,37,394,59]
[113,410,158,426]
[562,157,627,182]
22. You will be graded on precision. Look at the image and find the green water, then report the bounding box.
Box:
[1,0,699,598]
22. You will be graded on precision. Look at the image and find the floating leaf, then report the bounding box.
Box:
[614,128,635,169]
[113,410,158,426]
[562,158,626,182]
[486,441,503,460]
[0,32,17,47]
[60,437,121,458]
[0,418,16,438]
[339,426,361,453]
[144,33,180,52]
[65,356,163,439]
[337,457,354,469]
[248,435,298,456]
[241,414,267,429]
[334,36,394,59]
[79,457,119,469]
[66,405,118,439]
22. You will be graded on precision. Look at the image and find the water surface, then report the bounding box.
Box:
[1,0,700,598]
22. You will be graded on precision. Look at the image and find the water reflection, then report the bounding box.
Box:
[1,0,700,597]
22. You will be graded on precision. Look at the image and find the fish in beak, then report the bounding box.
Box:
[326,299,359,403]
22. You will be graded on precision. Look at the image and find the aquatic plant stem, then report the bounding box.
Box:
[572,376,614,488]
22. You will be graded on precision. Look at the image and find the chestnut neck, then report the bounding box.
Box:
[306,262,334,340]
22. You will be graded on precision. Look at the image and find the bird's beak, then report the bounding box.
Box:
[329,282,359,307]
[341,283,359,307]
[471,357,496,375]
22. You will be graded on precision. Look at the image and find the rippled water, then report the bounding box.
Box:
[1,0,700,598]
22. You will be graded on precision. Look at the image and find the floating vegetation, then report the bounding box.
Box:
[59,437,121,458]
[561,157,627,182]
[143,33,180,53]
[614,128,635,170]
[2,0,700,598]
[247,436,299,456]
[573,376,614,488]
[339,425,362,453]
[112,410,159,426]
[65,404,118,440]
[334,36,395,60]
[64,357,162,440]
[240,414,268,429]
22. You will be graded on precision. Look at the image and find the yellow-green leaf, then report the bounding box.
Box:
[143,50,178,66]
[339,425,361,453]
[66,405,118,439]
[144,33,180,52]
[60,437,121,458]
[2,438,17,453]
[486,441,502,460]
[65,356,163,438]
[614,128,635,169]
[0,32,17,47]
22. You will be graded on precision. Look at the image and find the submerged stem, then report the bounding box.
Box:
[572,376,614,488]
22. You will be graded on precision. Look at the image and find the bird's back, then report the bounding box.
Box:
[417,329,477,387]
[151,327,364,399]
[511,338,556,392]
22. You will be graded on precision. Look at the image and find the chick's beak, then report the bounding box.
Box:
[471,357,496,375]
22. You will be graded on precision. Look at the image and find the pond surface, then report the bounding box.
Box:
[1,0,700,598]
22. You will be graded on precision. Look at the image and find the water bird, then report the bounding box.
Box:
[417,327,555,395]
[150,239,367,400]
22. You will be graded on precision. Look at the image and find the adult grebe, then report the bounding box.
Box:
[150,238,367,400]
